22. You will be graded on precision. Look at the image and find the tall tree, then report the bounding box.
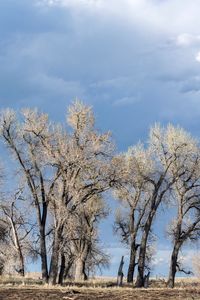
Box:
[0,101,115,284]
[39,101,115,284]
[72,195,108,281]
[0,109,56,282]
[0,188,34,276]
[113,147,153,283]
[135,125,186,287]
[166,126,200,288]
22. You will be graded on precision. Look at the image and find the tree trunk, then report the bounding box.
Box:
[167,241,181,288]
[58,254,65,285]
[39,225,49,283]
[117,256,124,286]
[64,257,74,279]
[49,229,62,285]
[127,239,137,283]
[18,248,25,277]
[135,187,165,288]
[74,256,87,281]
[74,242,90,281]
[9,218,25,277]
[135,231,148,287]
[135,212,154,288]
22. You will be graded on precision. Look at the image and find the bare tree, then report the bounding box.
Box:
[0,101,115,284]
[0,109,55,282]
[44,101,115,284]
[0,186,35,277]
[71,195,108,281]
[135,125,187,287]
[113,147,154,283]
[165,126,200,288]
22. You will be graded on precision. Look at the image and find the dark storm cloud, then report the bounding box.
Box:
[0,0,200,144]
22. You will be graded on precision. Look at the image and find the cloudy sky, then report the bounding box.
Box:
[1,0,200,277]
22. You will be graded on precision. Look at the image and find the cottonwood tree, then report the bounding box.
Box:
[113,147,153,283]
[0,188,34,276]
[57,205,110,284]
[44,101,115,284]
[57,212,110,284]
[0,109,58,282]
[114,124,200,287]
[135,125,188,287]
[0,101,115,284]
[71,195,108,281]
[166,126,200,288]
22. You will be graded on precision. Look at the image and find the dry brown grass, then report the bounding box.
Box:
[0,277,200,299]
[0,286,200,300]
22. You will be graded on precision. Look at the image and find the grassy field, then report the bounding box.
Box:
[0,278,199,300]
[0,286,200,300]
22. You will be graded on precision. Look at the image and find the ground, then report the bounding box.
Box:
[0,278,199,300]
[0,286,200,300]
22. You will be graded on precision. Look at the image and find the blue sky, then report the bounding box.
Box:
[1,0,200,277]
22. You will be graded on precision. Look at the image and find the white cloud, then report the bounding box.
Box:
[152,257,165,267]
[176,34,200,47]
[37,0,200,35]
[195,52,200,62]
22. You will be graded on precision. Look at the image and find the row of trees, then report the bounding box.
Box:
[114,125,200,287]
[0,101,199,288]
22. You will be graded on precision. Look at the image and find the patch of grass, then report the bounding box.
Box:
[0,277,200,299]
[0,286,200,300]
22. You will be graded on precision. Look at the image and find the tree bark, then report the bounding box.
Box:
[135,230,148,287]
[127,239,138,283]
[74,241,90,281]
[117,256,124,286]
[167,241,181,288]
[58,254,65,285]
[64,257,74,279]
[39,221,49,282]
[49,228,62,285]
[135,183,166,288]
[74,256,87,281]
[18,250,25,277]
[9,217,25,277]
[135,211,155,288]
[36,171,49,283]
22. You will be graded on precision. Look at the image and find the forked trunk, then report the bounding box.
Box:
[167,241,181,288]
[49,228,62,285]
[135,190,164,288]
[135,212,154,288]
[135,232,148,287]
[127,239,138,283]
